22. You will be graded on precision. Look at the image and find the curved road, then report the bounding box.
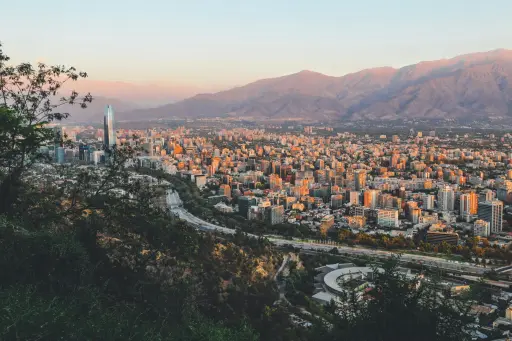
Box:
[166,190,488,275]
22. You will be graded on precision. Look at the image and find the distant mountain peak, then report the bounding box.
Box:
[297,69,320,74]
[288,70,332,79]
[118,48,512,122]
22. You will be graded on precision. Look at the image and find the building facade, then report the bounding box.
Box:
[460,192,478,221]
[478,200,503,233]
[377,209,399,228]
[438,185,455,211]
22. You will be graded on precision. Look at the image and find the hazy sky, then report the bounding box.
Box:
[2,0,512,89]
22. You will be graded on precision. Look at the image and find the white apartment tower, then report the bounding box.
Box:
[438,185,455,211]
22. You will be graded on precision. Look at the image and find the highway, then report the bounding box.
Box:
[167,191,240,235]
[166,190,488,275]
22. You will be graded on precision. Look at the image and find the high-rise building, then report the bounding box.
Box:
[410,208,421,224]
[378,193,395,209]
[422,194,435,210]
[437,185,455,211]
[364,189,380,209]
[497,180,512,203]
[315,159,324,170]
[103,105,116,150]
[78,144,90,162]
[354,169,366,191]
[269,174,283,190]
[478,200,503,234]
[331,194,344,209]
[460,192,478,220]
[349,191,360,205]
[268,205,285,225]
[238,196,257,218]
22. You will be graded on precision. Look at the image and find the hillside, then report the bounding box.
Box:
[119,49,512,121]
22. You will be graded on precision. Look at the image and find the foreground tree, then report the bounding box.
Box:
[318,259,473,341]
[0,42,92,214]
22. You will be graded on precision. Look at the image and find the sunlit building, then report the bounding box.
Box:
[478,200,503,234]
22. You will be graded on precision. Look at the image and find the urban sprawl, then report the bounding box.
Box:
[47,106,512,337]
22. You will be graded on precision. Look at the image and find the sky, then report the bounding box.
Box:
[2,0,512,90]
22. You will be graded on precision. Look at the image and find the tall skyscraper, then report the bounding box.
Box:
[103,105,116,150]
[460,192,478,220]
[478,200,503,234]
[437,185,455,211]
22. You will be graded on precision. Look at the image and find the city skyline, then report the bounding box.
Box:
[2,0,512,88]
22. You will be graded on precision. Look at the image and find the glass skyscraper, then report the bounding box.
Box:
[103,105,116,150]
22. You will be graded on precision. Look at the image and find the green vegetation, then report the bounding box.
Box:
[334,228,512,264]
[325,260,473,341]
[286,254,475,341]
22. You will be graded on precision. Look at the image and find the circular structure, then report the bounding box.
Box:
[323,266,375,295]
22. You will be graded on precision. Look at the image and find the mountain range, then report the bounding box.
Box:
[61,80,212,122]
[69,49,512,122]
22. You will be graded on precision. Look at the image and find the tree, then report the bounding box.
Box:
[320,258,473,341]
[467,278,492,304]
[0,42,91,215]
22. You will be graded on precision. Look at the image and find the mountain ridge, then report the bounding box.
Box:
[113,49,512,121]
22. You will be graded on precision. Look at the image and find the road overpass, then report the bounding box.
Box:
[494,265,512,274]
